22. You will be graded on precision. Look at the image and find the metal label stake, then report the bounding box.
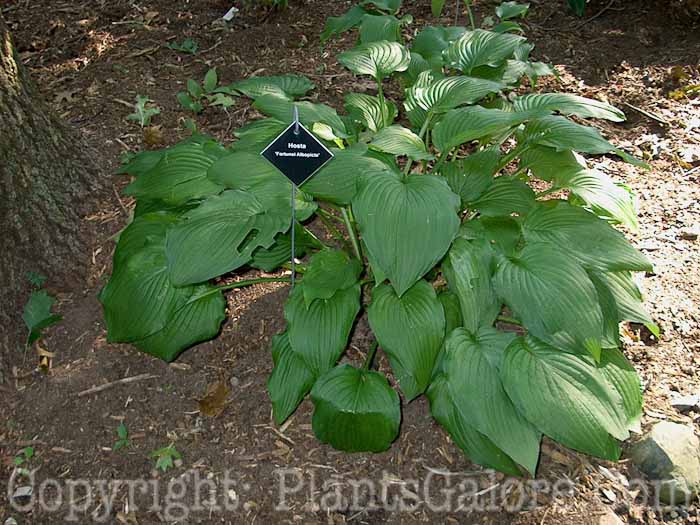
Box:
[290,106,299,286]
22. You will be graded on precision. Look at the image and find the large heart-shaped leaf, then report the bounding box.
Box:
[233,118,288,153]
[494,241,605,359]
[523,115,643,165]
[124,142,225,205]
[360,14,401,43]
[345,92,397,132]
[441,148,500,204]
[599,346,643,433]
[433,106,537,152]
[250,224,318,273]
[438,328,542,474]
[285,283,361,377]
[311,364,401,452]
[443,29,525,74]
[427,343,523,476]
[370,125,433,160]
[268,332,316,425]
[406,75,504,116]
[443,238,500,332]
[594,271,659,337]
[501,335,629,459]
[338,40,410,80]
[134,285,226,362]
[226,74,315,100]
[522,201,651,272]
[321,5,368,42]
[303,144,390,205]
[496,1,530,20]
[253,95,348,138]
[302,249,362,306]
[165,190,289,285]
[353,170,460,296]
[368,280,445,400]
[468,176,536,216]
[513,93,625,122]
[412,26,466,68]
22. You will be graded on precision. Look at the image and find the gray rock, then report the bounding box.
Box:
[629,421,700,504]
[671,393,700,413]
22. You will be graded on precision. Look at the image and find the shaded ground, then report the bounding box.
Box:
[1,0,700,523]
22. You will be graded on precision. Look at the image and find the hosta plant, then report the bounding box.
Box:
[104,1,657,476]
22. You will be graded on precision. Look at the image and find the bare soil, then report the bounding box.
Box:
[1,1,699,524]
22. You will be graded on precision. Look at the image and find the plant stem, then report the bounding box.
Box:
[497,315,522,326]
[342,207,363,262]
[302,226,327,249]
[496,143,530,172]
[216,277,291,291]
[536,186,561,199]
[432,151,450,173]
[464,0,476,29]
[363,341,379,370]
[317,209,352,250]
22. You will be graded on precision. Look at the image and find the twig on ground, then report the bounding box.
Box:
[572,0,616,30]
[76,374,157,397]
[623,102,670,126]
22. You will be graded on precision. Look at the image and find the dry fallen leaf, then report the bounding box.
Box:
[143,125,164,146]
[198,381,231,417]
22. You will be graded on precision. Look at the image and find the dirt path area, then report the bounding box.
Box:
[1,1,699,523]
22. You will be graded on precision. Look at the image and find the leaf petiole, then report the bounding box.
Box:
[363,340,379,370]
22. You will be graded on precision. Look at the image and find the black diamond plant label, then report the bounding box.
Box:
[261,122,333,186]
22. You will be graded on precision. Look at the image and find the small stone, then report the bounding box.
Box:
[597,507,624,525]
[680,227,699,241]
[670,394,700,413]
[5,518,18,525]
[629,421,700,504]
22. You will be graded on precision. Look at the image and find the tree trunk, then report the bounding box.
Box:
[0,15,102,383]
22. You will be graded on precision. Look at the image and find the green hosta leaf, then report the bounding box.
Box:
[468,176,536,217]
[117,149,164,177]
[253,95,348,138]
[459,216,522,256]
[268,332,316,425]
[360,14,401,43]
[368,280,445,400]
[227,74,315,100]
[496,2,530,20]
[134,285,225,362]
[101,216,193,342]
[600,347,643,433]
[337,40,410,80]
[344,92,397,132]
[444,29,526,74]
[494,241,605,359]
[412,26,466,68]
[321,5,368,42]
[404,51,432,84]
[523,116,643,165]
[285,283,361,377]
[303,145,390,205]
[23,290,62,345]
[250,224,318,272]
[203,68,218,93]
[492,21,524,33]
[165,190,288,285]
[124,142,225,205]
[303,249,362,306]
[522,201,652,272]
[588,270,621,349]
[432,106,537,152]
[513,93,625,122]
[443,238,500,332]
[406,75,504,116]
[311,365,401,453]
[370,125,433,160]
[520,146,639,230]
[596,271,659,337]
[438,291,462,337]
[431,0,447,17]
[427,334,524,476]
[361,0,402,14]
[502,335,629,459]
[208,151,292,204]
[353,170,460,296]
[233,118,287,153]
[441,328,541,474]
[441,148,500,204]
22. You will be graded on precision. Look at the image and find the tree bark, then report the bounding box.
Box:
[0,15,102,383]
